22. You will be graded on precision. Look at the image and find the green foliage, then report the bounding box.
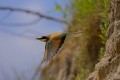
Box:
[71,0,110,80]
[72,0,96,18]
[99,47,105,58]
[99,23,108,44]
[99,0,109,44]
[53,0,110,80]
[54,3,70,20]
[75,67,87,80]
[99,0,110,58]
[55,5,62,11]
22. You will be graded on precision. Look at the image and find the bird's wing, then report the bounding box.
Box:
[40,43,48,64]
[41,34,66,64]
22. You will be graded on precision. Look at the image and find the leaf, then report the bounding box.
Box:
[99,35,106,44]
[55,5,62,11]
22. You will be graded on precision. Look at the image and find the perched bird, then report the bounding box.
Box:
[36,32,83,64]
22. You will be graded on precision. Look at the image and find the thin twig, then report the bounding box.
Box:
[0,7,68,24]
[0,27,37,40]
[0,18,42,27]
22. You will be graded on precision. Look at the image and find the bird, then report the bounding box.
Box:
[36,31,83,64]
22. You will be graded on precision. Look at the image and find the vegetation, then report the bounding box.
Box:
[99,0,109,58]
[41,0,111,80]
[56,0,110,79]
[71,0,110,79]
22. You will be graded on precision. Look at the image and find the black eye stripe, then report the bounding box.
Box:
[40,36,46,39]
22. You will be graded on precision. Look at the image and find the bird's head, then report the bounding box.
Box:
[36,36,49,42]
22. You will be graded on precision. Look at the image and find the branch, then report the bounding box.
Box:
[0,27,37,40]
[0,7,68,24]
[0,18,42,27]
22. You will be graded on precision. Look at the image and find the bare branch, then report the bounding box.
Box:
[0,7,68,24]
[0,18,42,27]
[0,27,38,40]
[0,10,12,22]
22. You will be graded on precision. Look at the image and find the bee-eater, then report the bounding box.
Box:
[36,32,83,64]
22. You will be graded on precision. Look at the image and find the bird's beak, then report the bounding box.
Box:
[36,38,41,40]
[36,36,48,42]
